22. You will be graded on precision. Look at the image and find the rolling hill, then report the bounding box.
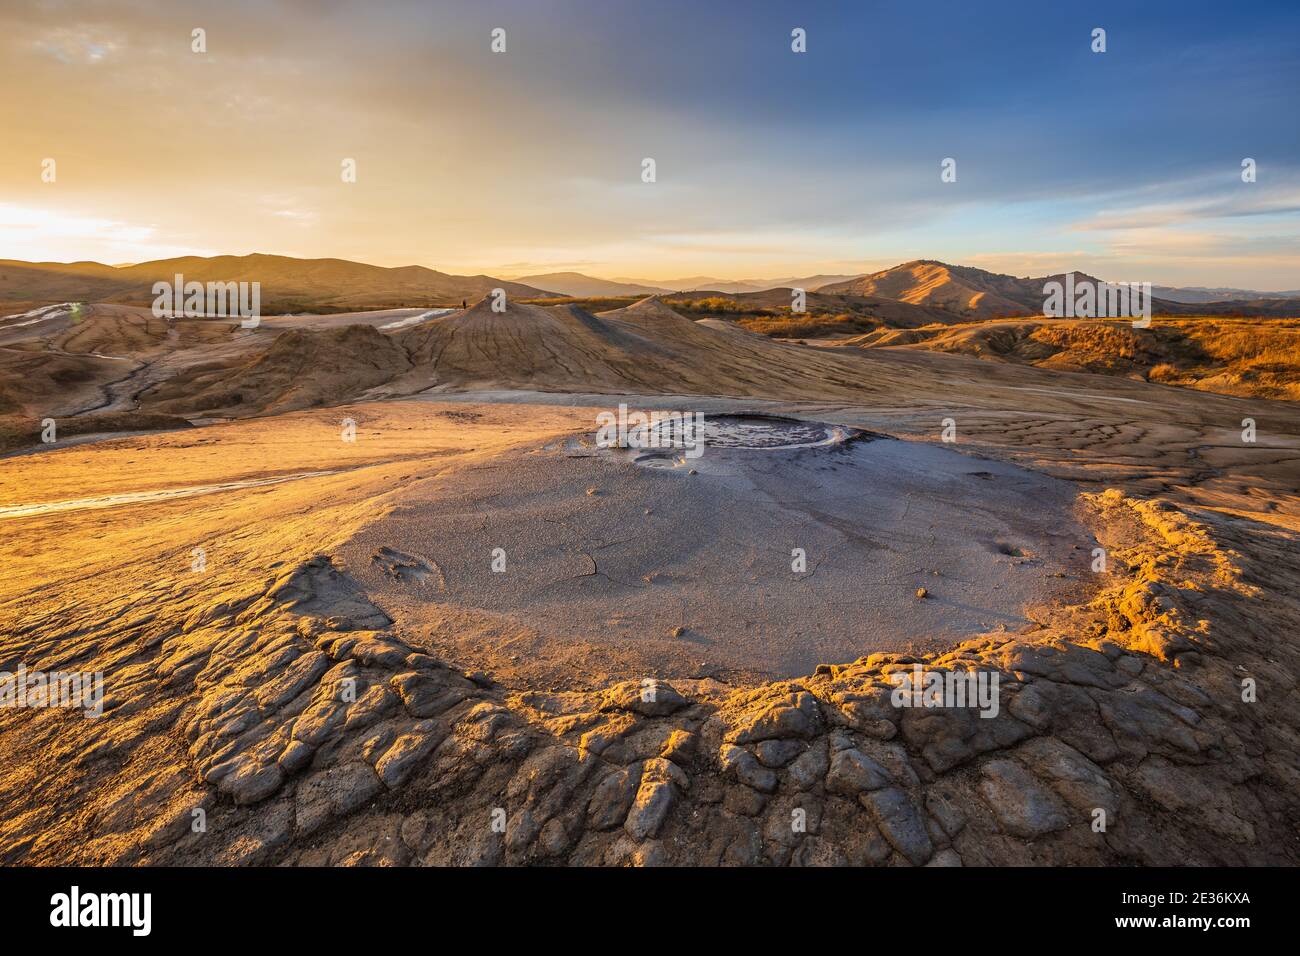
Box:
[0,294,914,436]
[818,260,1083,317]
[1154,285,1300,303]
[0,254,556,314]
[822,315,1300,402]
[818,260,1300,320]
[608,273,867,294]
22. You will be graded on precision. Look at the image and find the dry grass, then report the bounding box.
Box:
[737,311,881,338]
[844,316,1300,401]
[1151,318,1300,400]
[1030,323,1159,361]
[520,295,641,312]
[654,297,883,338]
[1189,321,1300,363]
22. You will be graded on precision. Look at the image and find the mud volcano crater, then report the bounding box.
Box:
[348,412,1095,681]
[644,413,857,451]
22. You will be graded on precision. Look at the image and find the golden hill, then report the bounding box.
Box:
[826,316,1300,401]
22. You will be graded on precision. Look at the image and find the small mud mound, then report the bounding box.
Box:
[142,324,412,418]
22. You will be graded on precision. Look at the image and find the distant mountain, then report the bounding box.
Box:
[603,273,867,295]
[508,272,674,297]
[789,274,867,291]
[1153,286,1300,304]
[515,269,870,298]
[819,261,1300,319]
[5,254,1295,319]
[818,260,1070,318]
[616,276,772,294]
[0,254,557,313]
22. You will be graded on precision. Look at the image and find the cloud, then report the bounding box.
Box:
[0,204,213,263]
[30,26,120,64]
[0,203,151,242]
[1071,177,1300,233]
[0,1,1296,285]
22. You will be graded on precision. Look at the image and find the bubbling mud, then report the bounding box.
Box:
[641,413,852,451]
[621,413,857,468]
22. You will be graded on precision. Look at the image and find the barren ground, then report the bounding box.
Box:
[1,299,1297,866]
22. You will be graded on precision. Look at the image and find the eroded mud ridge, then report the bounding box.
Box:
[1,487,1295,866]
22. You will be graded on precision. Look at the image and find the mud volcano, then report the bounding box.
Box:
[625,413,855,470]
[345,412,1095,682]
[645,414,851,451]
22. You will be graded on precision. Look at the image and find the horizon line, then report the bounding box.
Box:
[6,252,1298,294]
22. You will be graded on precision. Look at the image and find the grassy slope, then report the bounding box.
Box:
[827,316,1300,402]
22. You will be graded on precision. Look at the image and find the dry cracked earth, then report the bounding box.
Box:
[1,298,1298,867]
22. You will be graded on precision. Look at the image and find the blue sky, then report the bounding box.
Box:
[2,0,1297,286]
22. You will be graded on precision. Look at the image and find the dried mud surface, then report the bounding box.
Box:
[1,301,1298,867]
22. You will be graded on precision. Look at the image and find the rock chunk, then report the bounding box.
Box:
[1015,737,1117,814]
[978,758,1070,838]
[731,690,823,744]
[600,680,689,717]
[825,748,891,796]
[862,788,933,865]
[588,765,642,831]
[786,744,830,791]
[624,759,685,840]
[375,721,447,788]
[754,739,804,768]
[718,744,777,793]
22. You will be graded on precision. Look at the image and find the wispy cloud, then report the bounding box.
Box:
[0,0,1296,285]
[30,26,121,65]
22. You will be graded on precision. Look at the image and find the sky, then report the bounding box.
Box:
[1,0,1298,288]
